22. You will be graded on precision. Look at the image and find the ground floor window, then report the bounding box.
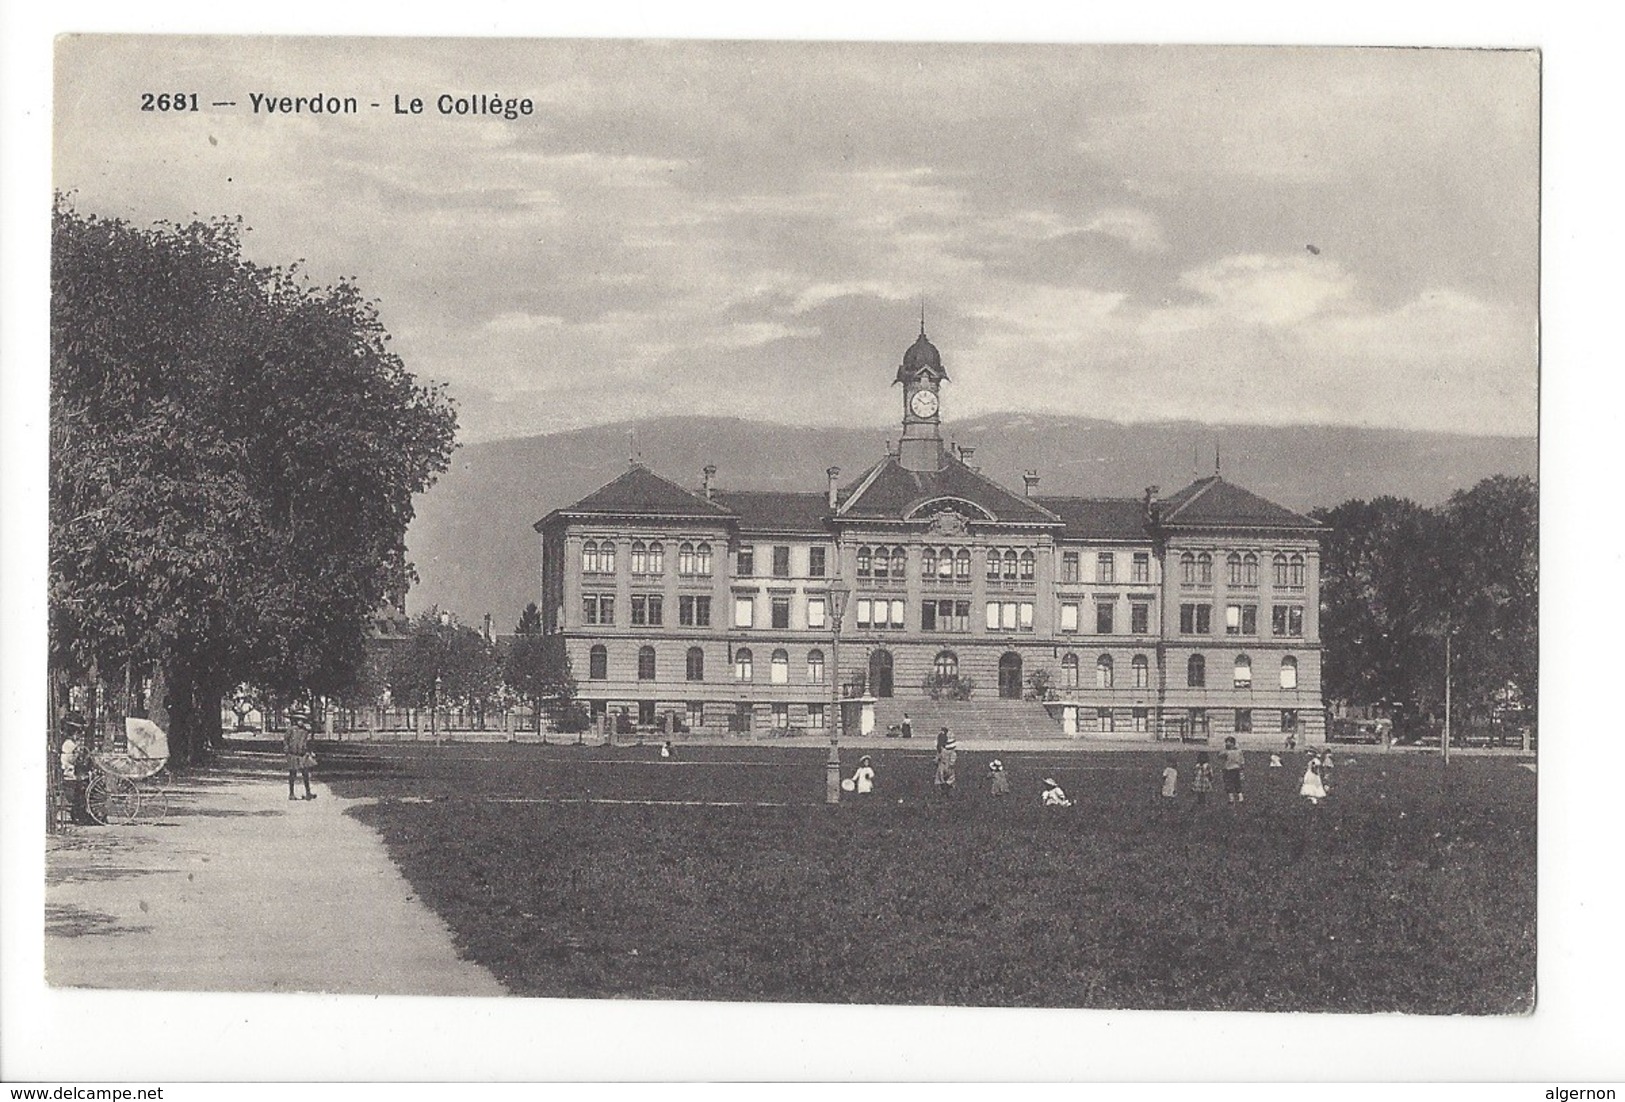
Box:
[808,703,825,729]
[1132,707,1149,733]
[638,700,656,727]
[772,703,790,729]
[1097,708,1114,733]
[1235,708,1252,733]
[589,700,607,722]
[730,703,751,734]
[687,702,704,730]
[1282,708,1299,733]
[589,645,608,680]
[934,650,959,678]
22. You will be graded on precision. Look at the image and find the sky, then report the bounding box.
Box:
[53,38,1539,443]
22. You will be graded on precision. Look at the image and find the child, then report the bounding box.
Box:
[284,707,316,801]
[1041,777,1073,807]
[1269,753,1283,769]
[1160,754,1179,799]
[660,740,673,759]
[1191,751,1215,807]
[851,755,875,795]
[1300,753,1327,804]
[934,734,958,799]
[988,759,1011,798]
[1319,749,1334,793]
[1221,736,1245,804]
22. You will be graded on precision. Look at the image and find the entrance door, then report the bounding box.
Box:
[869,650,894,698]
[998,651,1023,699]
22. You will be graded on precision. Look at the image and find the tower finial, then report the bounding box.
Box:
[1214,441,1221,476]
[920,293,926,337]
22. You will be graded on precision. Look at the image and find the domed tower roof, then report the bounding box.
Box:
[895,324,948,383]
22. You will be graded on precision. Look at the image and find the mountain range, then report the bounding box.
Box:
[405,414,1537,626]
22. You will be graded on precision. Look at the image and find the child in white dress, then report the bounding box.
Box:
[1300,755,1327,804]
[1160,755,1178,798]
[1041,778,1073,807]
[851,755,876,795]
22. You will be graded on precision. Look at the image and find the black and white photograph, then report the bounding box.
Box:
[3,8,1616,1087]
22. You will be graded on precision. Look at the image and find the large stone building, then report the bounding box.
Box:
[536,329,1325,743]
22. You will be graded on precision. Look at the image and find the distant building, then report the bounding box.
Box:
[535,328,1324,743]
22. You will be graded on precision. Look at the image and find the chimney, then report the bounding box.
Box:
[959,445,977,470]
[1144,484,1162,525]
[1023,470,1040,498]
[826,466,841,509]
[702,464,717,500]
[483,613,494,642]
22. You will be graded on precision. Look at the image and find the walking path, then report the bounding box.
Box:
[44,754,506,996]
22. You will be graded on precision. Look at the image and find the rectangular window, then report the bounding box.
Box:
[1235,709,1253,734]
[1002,602,1019,631]
[631,595,648,626]
[986,602,1000,631]
[583,595,614,626]
[808,547,826,577]
[680,596,710,627]
[737,546,755,576]
[1060,602,1079,633]
[1282,708,1299,733]
[1180,604,1211,634]
[680,596,694,626]
[771,597,791,629]
[1018,602,1034,632]
[772,546,791,577]
[1131,552,1150,584]
[638,700,656,727]
[733,596,754,628]
[1096,602,1115,635]
[772,703,789,729]
[1132,707,1149,733]
[687,702,704,730]
[921,602,937,631]
[953,600,971,632]
[1062,551,1080,583]
[891,599,907,628]
[1096,553,1115,584]
[1226,604,1257,635]
[1097,708,1115,733]
[806,598,826,630]
[648,596,663,626]
[1272,605,1305,637]
[808,703,826,729]
[1131,603,1150,634]
[856,599,872,628]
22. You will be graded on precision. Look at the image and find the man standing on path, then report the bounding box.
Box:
[901,712,913,740]
[285,706,316,801]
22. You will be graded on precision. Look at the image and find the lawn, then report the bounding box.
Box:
[319,741,1535,1013]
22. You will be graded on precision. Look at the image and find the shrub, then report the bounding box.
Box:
[922,672,976,701]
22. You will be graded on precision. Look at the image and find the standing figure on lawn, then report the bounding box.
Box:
[1191,751,1215,807]
[1041,777,1073,807]
[284,705,317,801]
[1160,754,1179,799]
[988,758,1011,798]
[901,712,914,740]
[1318,749,1334,793]
[1221,736,1246,805]
[934,732,958,800]
[1300,752,1327,804]
[851,755,876,795]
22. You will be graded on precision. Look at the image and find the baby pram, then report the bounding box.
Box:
[86,718,172,824]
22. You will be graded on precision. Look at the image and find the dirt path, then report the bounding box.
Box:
[45,754,506,996]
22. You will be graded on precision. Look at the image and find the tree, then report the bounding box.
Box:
[503,603,585,733]
[50,200,457,763]
[386,610,499,720]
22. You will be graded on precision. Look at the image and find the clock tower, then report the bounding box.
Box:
[895,323,947,472]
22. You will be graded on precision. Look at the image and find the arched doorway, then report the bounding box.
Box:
[869,649,894,698]
[998,651,1023,699]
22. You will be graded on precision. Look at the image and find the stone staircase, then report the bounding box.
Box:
[868,696,1066,743]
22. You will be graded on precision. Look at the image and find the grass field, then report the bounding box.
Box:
[319,741,1535,1013]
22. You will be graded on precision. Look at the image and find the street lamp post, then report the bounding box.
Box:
[1443,630,1453,767]
[827,584,851,805]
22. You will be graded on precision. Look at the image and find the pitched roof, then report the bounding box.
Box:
[713,490,831,534]
[1034,497,1149,541]
[1158,476,1320,530]
[838,452,1059,525]
[539,464,733,528]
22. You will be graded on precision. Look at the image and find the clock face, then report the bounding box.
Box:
[909,388,939,418]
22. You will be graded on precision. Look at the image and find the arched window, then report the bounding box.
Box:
[1097,654,1114,689]
[630,540,648,575]
[589,645,608,680]
[648,541,664,575]
[1187,654,1206,688]
[638,646,656,681]
[935,650,959,679]
[857,546,872,576]
[1132,654,1150,689]
[1196,552,1212,585]
[891,546,907,578]
[1227,552,1243,586]
[987,549,1001,580]
[686,647,704,682]
[1280,656,1298,690]
[734,648,753,682]
[1289,553,1306,588]
[955,548,972,580]
[807,649,825,684]
[873,546,889,579]
[771,648,790,685]
[1019,550,1036,581]
[679,542,695,576]
[583,540,600,574]
[1273,553,1289,588]
[939,548,954,579]
[1062,652,1079,689]
[1234,654,1252,688]
[696,542,713,575]
[1242,552,1259,587]
[1003,549,1019,580]
[921,547,938,579]
[1181,551,1196,584]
